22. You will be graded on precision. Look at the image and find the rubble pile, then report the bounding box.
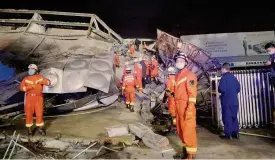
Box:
[0,121,174,159]
[0,131,127,159]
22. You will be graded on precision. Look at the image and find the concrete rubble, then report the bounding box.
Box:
[105,125,129,138]
[43,139,70,151]
[128,122,154,139]
[128,122,171,151]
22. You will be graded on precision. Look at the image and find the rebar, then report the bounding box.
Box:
[2,131,16,160]
[8,134,20,160]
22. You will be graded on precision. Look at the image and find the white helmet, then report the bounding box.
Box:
[134,58,139,63]
[125,62,129,66]
[28,64,38,70]
[167,66,176,75]
[175,52,189,64]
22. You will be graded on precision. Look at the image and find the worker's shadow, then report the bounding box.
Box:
[197,116,220,135]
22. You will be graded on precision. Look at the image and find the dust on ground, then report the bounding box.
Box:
[5,53,275,159]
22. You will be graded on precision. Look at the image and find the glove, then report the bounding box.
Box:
[172,117,176,125]
[170,92,174,97]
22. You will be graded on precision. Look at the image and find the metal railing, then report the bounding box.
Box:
[0,9,123,43]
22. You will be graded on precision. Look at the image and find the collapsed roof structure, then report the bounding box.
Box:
[0,9,122,113]
[155,29,220,108]
[0,9,221,118]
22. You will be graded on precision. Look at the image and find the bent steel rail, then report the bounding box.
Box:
[0,9,123,43]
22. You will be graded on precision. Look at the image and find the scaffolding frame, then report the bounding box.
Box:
[0,9,123,43]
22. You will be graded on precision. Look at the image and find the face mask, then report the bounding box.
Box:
[28,69,36,76]
[268,52,274,55]
[175,62,185,70]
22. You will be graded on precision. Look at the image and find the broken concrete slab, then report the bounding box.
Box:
[105,125,129,138]
[128,122,154,139]
[140,110,154,123]
[105,134,135,146]
[142,132,170,151]
[97,134,134,146]
[43,139,70,151]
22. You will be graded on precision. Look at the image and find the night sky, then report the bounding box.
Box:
[1,0,275,38]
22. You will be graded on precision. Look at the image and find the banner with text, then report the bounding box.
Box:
[180,31,275,57]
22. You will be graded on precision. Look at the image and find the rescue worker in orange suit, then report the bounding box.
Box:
[114,52,120,68]
[122,67,138,112]
[165,67,177,126]
[174,52,198,159]
[150,55,159,83]
[133,58,143,93]
[129,44,135,58]
[20,64,51,136]
[122,62,129,81]
[144,56,151,84]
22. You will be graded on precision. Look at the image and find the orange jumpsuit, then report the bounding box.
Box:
[122,74,137,106]
[144,60,150,77]
[129,45,135,57]
[134,63,142,91]
[20,74,50,127]
[166,75,176,118]
[150,59,159,79]
[115,54,120,67]
[174,68,198,156]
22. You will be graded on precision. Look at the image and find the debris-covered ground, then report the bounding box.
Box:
[2,102,275,159]
[1,52,275,159]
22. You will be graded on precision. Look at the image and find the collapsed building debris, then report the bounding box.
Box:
[0,9,123,117]
[155,29,220,111]
[128,122,171,152]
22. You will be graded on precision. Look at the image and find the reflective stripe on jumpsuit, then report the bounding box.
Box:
[174,68,198,155]
[122,74,137,106]
[20,75,50,127]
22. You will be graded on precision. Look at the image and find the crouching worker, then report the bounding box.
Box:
[122,67,138,112]
[20,64,51,136]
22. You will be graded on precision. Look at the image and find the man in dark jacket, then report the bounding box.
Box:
[265,42,275,125]
[134,38,141,51]
[218,63,240,140]
[140,57,147,88]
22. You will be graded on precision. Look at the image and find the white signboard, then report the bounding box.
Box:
[180,31,275,57]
